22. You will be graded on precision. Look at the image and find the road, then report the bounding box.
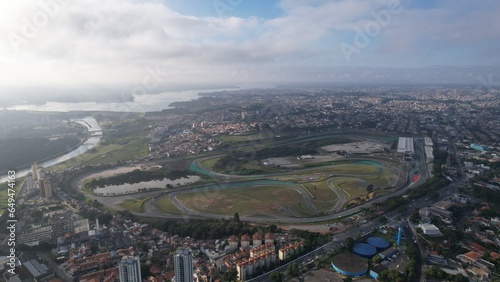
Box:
[401,221,423,282]
[325,178,347,213]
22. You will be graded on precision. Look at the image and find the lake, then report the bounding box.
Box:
[93,175,201,195]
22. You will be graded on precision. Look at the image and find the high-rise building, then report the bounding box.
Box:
[43,179,52,199]
[31,163,38,180]
[119,256,142,282]
[26,174,34,191]
[174,249,193,282]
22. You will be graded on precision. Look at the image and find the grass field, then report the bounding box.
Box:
[49,116,150,171]
[200,158,218,170]
[49,136,149,170]
[119,197,151,212]
[288,202,316,217]
[0,176,24,215]
[176,185,307,217]
[301,181,340,212]
[302,181,338,201]
[332,178,368,199]
[156,196,184,214]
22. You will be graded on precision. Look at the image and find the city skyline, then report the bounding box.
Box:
[0,0,499,100]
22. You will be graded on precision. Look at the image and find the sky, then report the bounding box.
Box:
[1,0,500,99]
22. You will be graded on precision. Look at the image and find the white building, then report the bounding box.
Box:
[174,249,193,282]
[119,256,141,282]
[397,137,414,160]
[419,223,442,236]
[424,137,433,147]
[425,146,434,163]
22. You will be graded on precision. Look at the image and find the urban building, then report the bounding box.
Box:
[174,248,193,282]
[119,256,141,282]
[240,234,251,248]
[425,146,434,163]
[252,233,262,248]
[42,179,52,199]
[397,137,414,160]
[278,241,303,261]
[419,223,442,236]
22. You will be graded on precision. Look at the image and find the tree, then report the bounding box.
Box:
[96,213,113,225]
[268,224,278,233]
[372,254,382,264]
[233,212,240,222]
[409,210,421,224]
[222,269,238,282]
[367,184,374,192]
[287,262,299,277]
[343,277,353,282]
[345,237,355,250]
[270,272,284,282]
[379,216,388,224]
[140,263,151,279]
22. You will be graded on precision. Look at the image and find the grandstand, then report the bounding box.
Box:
[397,137,414,160]
[425,146,434,163]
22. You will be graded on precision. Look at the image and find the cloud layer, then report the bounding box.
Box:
[1,0,499,91]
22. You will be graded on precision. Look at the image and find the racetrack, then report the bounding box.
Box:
[74,138,427,223]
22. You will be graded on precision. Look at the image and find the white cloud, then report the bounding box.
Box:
[0,0,499,92]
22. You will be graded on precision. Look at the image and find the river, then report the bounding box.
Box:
[0,116,102,183]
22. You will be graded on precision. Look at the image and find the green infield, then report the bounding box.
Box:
[200,158,219,170]
[302,181,339,212]
[332,178,368,199]
[175,185,308,217]
[119,197,151,212]
[155,196,184,214]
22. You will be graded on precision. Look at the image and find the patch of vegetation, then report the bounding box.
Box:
[144,217,278,240]
[213,137,351,174]
[0,137,80,172]
[289,228,330,251]
[49,116,150,170]
[176,185,309,217]
[119,197,151,213]
[200,158,219,170]
[155,197,183,214]
[406,177,450,200]
[0,176,23,216]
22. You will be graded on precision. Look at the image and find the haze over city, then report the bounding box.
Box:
[1,0,500,104]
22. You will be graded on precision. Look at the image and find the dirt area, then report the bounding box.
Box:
[280,222,350,234]
[83,165,141,180]
[321,141,388,154]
